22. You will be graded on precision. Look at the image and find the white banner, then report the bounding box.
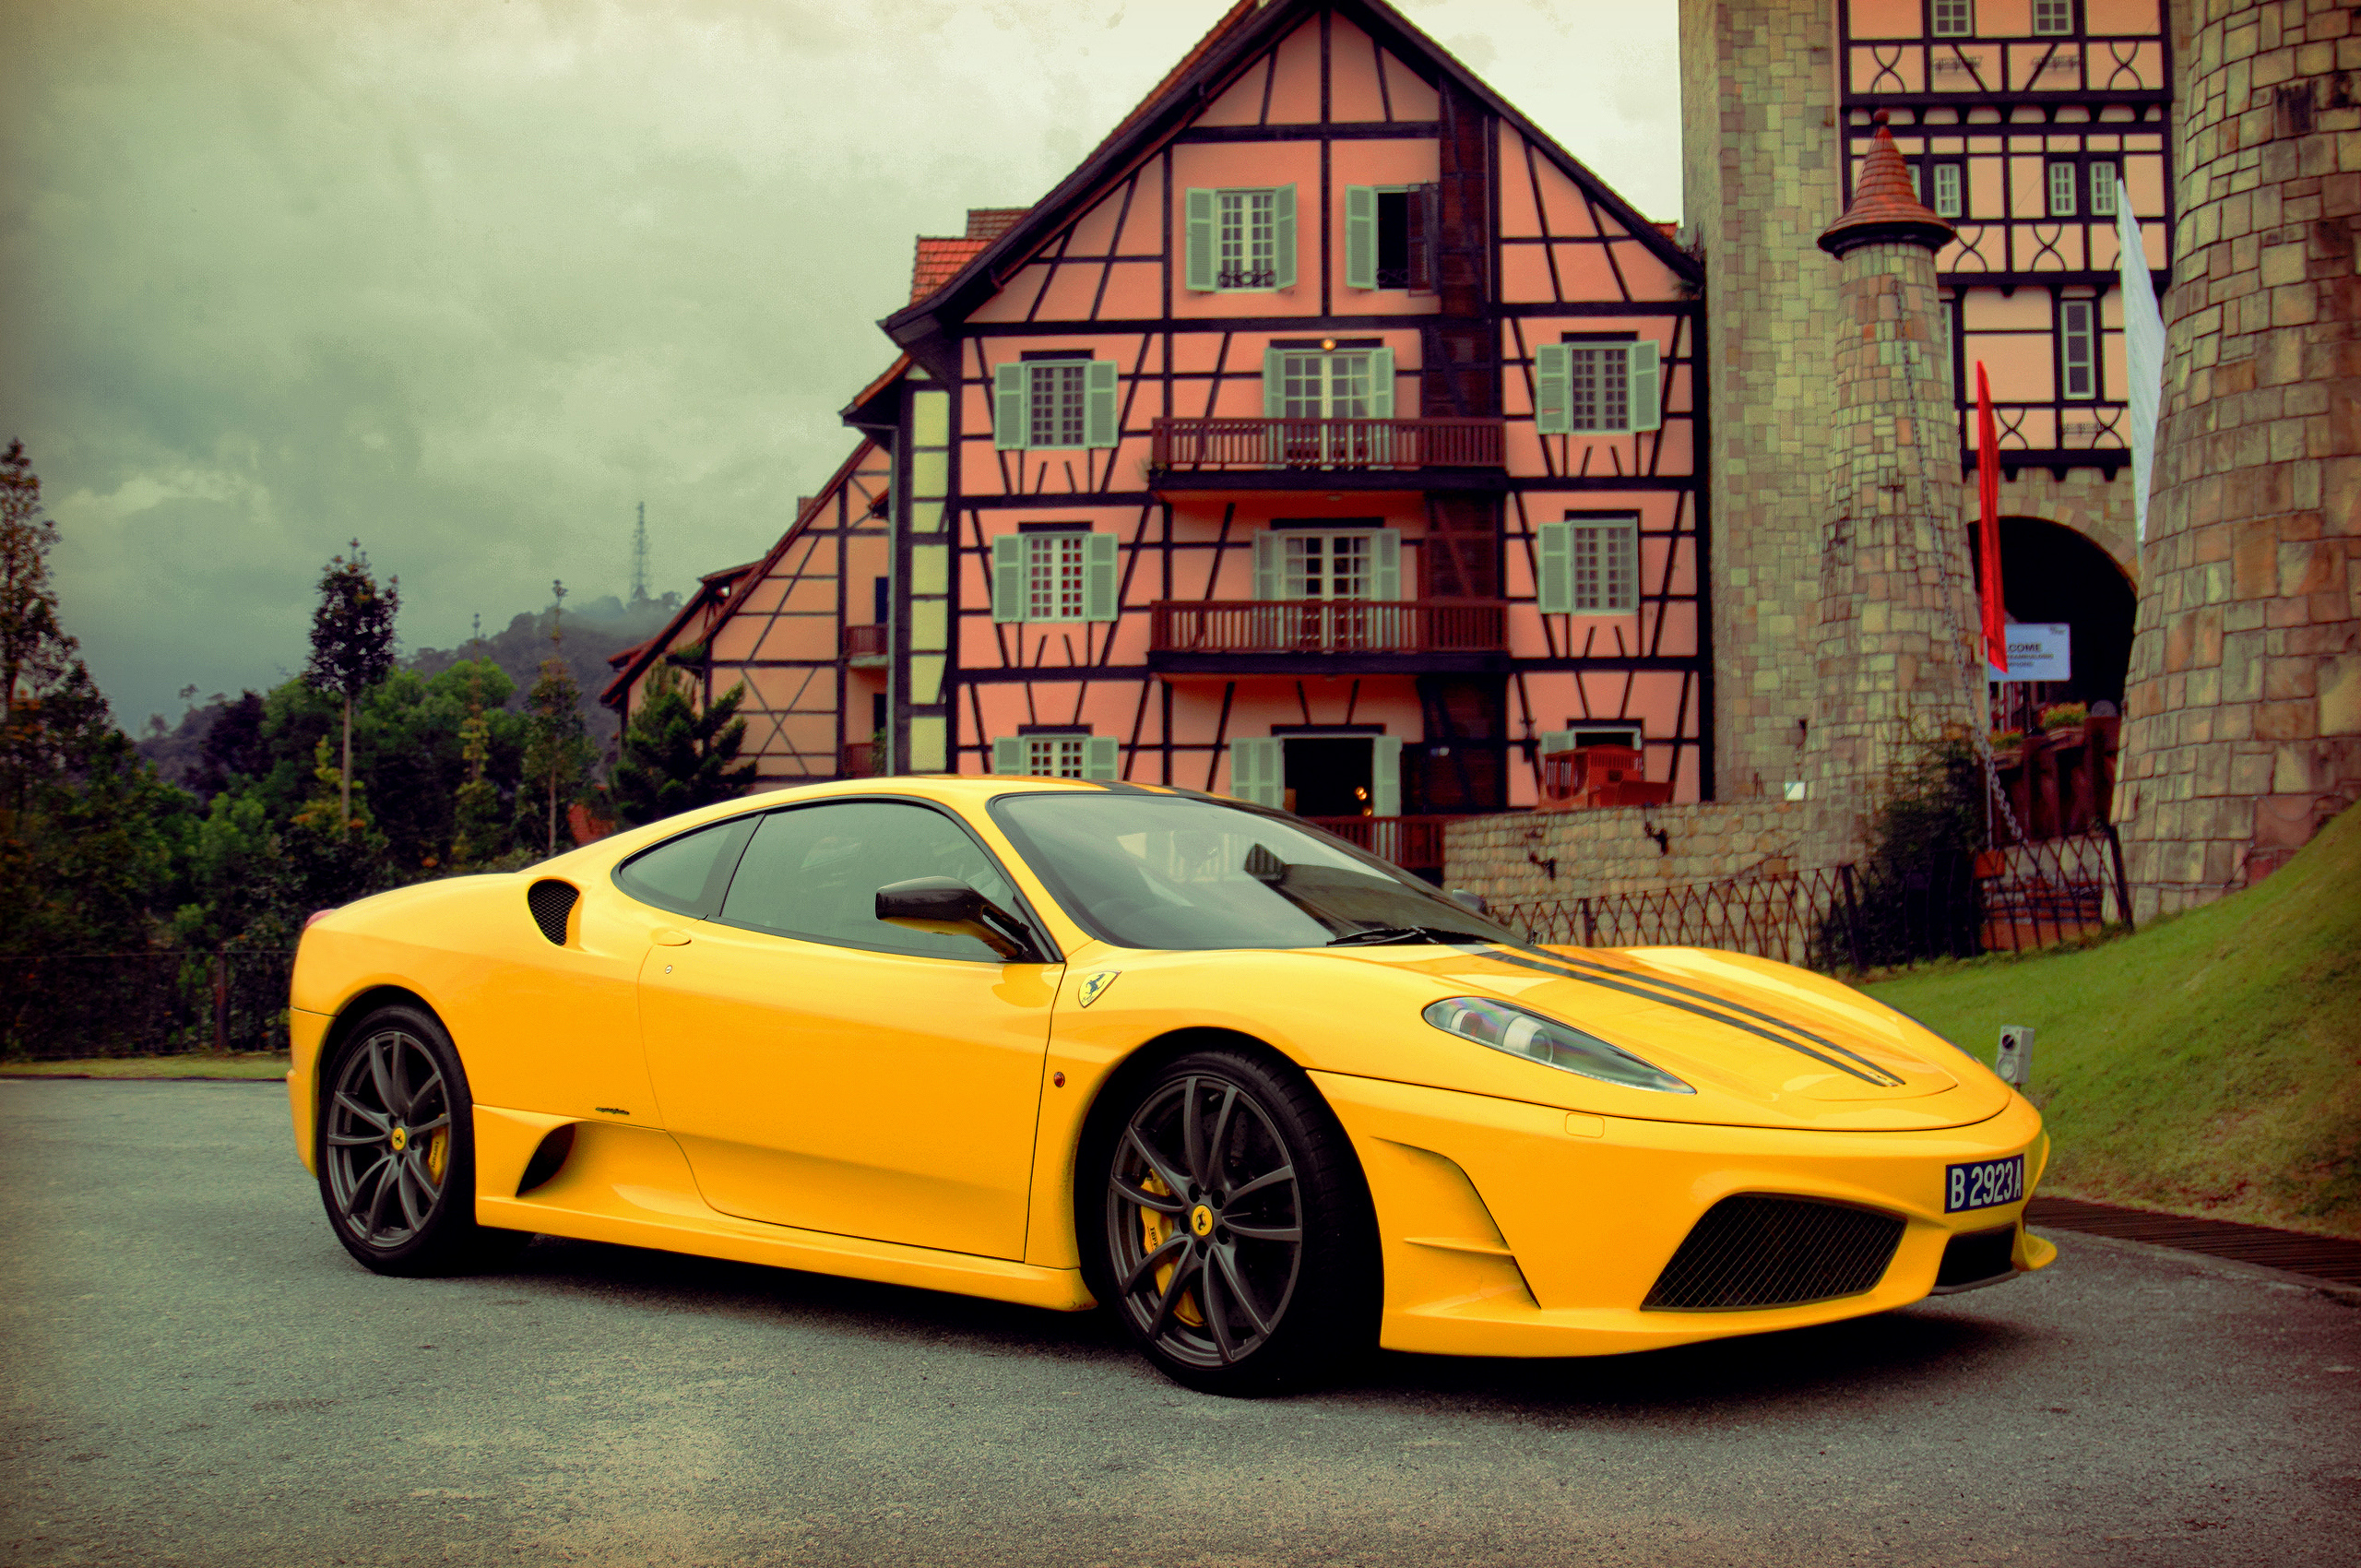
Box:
[1987,623,2071,683]
[2118,175,2166,547]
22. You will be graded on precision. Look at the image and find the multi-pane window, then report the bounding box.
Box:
[2047,161,2080,218]
[2059,300,2097,400]
[1217,190,1277,289]
[2032,0,2073,34]
[1534,341,1660,435]
[1276,351,1374,419]
[2089,161,2118,217]
[992,359,1117,450]
[1536,517,1640,614]
[1930,161,1964,220]
[1028,362,1086,448]
[991,731,1118,780]
[1028,735,1088,778]
[1283,532,1371,600]
[1931,0,1973,37]
[1023,533,1088,621]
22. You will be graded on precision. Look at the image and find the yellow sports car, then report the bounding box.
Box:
[288,777,2052,1395]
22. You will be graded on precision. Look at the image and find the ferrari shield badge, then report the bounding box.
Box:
[1076,970,1120,1008]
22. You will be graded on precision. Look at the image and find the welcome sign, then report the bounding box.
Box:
[1989,623,2071,683]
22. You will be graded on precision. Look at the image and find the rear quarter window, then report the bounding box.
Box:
[611,817,754,918]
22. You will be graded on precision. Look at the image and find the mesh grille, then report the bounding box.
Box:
[1643,1195,1904,1312]
[1936,1224,2018,1289]
[526,880,578,946]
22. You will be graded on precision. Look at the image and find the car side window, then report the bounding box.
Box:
[718,801,1020,962]
[612,817,754,917]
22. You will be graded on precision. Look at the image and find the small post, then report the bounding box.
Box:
[1579,897,1596,946]
[213,949,229,1055]
[1837,863,1867,973]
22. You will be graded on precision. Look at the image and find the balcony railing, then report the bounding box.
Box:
[841,624,888,661]
[1150,417,1504,471]
[1300,814,1472,875]
[1150,599,1508,656]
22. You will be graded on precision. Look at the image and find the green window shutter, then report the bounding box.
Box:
[1085,735,1120,781]
[993,362,1029,449]
[1262,345,1285,416]
[1084,530,1118,621]
[1536,521,1573,614]
[1626,340,1662,433]
[1252,532,1281,601]
[1371,529,1402,601]
[991,535,1026,623]
[1185,188,1216,291]
[1273,184,1298,290]
[1370,736,1402,819]
[991,736,1026,775]
[1344,185,1377,290]
[1228,736,1282,807]
[1537,729,1577,754]
[1085,359,1119,448]
[1368,346,1395,419]
[1533,344,1570,435]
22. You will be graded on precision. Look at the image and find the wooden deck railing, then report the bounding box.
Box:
[1150,417,1505,470]
[1150,599,1507,655]
[841,624,887,659]
[1300,815,1470,873]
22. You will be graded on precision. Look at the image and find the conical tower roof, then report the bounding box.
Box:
[1818,112,1955,257]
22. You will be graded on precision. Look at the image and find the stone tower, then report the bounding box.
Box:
[2113,0,2361,917]
[1802,115,1981,862]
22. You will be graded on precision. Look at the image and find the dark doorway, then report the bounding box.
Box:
[1987,517,2138,707]
[1285,738,1372,817]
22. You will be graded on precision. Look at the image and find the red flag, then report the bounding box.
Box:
[1975,362,2007,676]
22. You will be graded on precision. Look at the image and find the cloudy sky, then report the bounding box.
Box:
[0,0,1680,730]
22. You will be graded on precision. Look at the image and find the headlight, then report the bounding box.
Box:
[1422,997,1693,1095]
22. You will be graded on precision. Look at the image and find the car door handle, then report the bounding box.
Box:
[652,928,693,946]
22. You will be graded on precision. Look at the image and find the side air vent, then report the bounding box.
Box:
[526,880,579,946]
[516,1123,576,1195]
[1643,1194,1905,1312]
[1933,1224,2019,1291]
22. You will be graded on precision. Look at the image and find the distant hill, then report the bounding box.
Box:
[136,591,682,790]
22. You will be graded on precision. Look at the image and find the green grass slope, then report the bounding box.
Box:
[1860,802,2361,1239]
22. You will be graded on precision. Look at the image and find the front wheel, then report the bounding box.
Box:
[316,1003,520,1277]
[1086,1048,1377,1396]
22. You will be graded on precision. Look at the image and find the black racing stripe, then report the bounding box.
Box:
[1512,946,1907,1085]
[1470,946,1904,1087]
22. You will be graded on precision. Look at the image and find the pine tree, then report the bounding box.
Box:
[520,581,593,856]
[303,540,398,831]
[451,667,503,866]
[610,659,757,828]
[0,440,81,835]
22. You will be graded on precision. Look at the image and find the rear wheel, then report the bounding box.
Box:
[1086,1048,1376,1396]
[317,1003,520,1277]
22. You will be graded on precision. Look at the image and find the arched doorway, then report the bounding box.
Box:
[1983,517,2138,707]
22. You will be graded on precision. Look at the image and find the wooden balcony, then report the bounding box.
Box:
[1149,417,1505,481]
[841,624,888,665]
[1150,600,1508,667]
[1299,815,1471,875]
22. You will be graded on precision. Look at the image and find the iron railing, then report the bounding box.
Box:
[0,949,298,1059]
[1151,599,1507,656]
[1486,828,2131,972]
[1150,416,1505,470]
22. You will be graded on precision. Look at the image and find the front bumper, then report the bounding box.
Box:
[1313,1071,2052,1359]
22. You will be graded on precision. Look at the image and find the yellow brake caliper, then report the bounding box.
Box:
[426,1128,450,1186]
[1137,1170,1204,1327]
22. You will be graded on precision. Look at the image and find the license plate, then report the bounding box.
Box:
[1945,1154,2024,1214]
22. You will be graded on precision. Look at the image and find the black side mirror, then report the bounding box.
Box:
[875,876,1036,961]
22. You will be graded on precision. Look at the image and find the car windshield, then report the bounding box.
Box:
[990,791,1520,952]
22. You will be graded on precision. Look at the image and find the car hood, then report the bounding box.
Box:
[1315,941,2011,1132]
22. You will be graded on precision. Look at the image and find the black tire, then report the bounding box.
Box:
[316,1003,523,1277]
[1080,1046,1379,1396]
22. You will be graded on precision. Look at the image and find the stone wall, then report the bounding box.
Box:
[1680,0,1844,804]
[2114,0,2361,918]
[1442,801,1811,906]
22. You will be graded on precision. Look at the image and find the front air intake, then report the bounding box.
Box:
[1643,1194,1905,1312]
[1933,1224,2019,1290]
[526,880,579,946]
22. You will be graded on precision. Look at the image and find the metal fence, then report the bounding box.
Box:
[0,949,297,1059]
[1484,829,2132,974]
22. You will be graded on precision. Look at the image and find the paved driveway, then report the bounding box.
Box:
[3,1079,2356,1567]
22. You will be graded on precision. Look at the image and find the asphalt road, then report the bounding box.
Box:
[4,1081,2357,1568]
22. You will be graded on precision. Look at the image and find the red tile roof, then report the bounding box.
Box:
[912,235,991,302]
[1819,112,1954,256]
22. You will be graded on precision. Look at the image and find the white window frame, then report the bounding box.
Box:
[2047,160,2080,219]
[989,529,1119,623]
[992,359,1120,451]
[1024,533,1089,622]
[1536,517,1641,615]
[1930,161,1964,220]
[1251,528,1402,603]
[1276,350,1376,420]
[1184,185,1297,293]
[2088,160,2118,217]
[1028,361,1088,449]
[2031,0,2073,35]
[991,731,1119,780]
[1533,341,1662,436]
[2059,299,2098,401]
[1931,0,1974,38]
